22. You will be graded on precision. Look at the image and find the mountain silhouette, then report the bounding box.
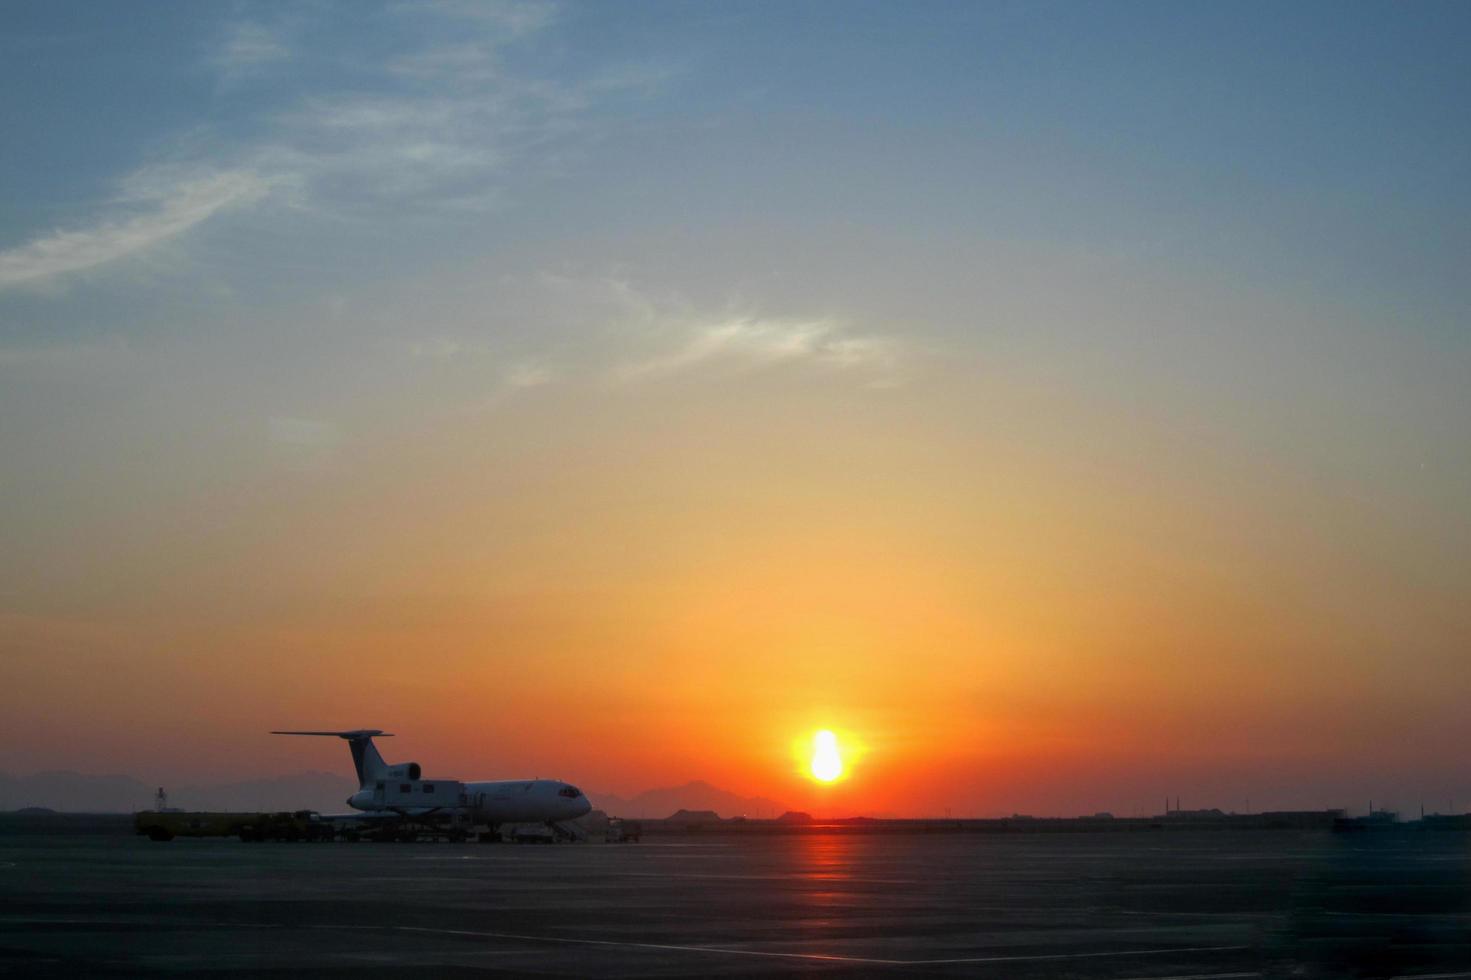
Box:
[590,780,785,820]
[0,770,356,814]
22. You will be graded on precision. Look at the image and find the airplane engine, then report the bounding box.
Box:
[383,762,422,780]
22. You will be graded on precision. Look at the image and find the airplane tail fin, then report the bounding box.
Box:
[272,730,393,789]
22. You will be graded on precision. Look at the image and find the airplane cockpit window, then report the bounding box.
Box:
[558,785,582,798]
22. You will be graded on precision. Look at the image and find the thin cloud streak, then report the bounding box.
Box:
[3,1,662,296]
[474,273,909,388]
[409,0,559,38]
[358,272,908,409]
[504,360,555,388]
[213,21,290,80]
[0,170,270,290]
[240,5,638,213]
[388,43,505,85]
[615,315,906,386]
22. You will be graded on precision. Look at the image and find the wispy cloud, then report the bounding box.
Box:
[363,272,907,401]
[238,2,629,214]
[0,169,270,290]
[213,21,290,81]
[410,0,559,38]
[504,360,555,388]
[616,315,904,385]
[6,2,663,297]
[523,276,907,387]
[388,43,503,85]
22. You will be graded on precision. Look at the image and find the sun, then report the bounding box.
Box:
[809,729,844,783]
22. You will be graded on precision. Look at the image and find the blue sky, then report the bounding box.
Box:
[2,2,1470,810]
[3,1,1467,329]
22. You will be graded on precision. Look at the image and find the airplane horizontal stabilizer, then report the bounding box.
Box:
[270,730,394,739]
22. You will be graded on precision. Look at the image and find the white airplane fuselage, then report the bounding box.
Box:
[347,777,591,824]
[273,729,591,827]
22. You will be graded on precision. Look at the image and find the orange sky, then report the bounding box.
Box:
[3,4,1470,818]
[4,351,1467,816]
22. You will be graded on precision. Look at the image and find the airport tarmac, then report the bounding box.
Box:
[0,828,1467,977]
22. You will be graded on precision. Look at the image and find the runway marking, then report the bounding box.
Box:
[614,870,929,886]
[901,946,1249,966]
[367,925,1247,967]
[1117,973,1259,980]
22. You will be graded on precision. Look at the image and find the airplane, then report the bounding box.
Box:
[272,729,591,840]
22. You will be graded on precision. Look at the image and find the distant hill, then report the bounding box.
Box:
[0,771,153,813]
[173,772,358,813]
[0,770,357,814]
[590,780,785,820]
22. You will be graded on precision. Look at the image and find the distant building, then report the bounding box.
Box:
[776,811,814,824]
[1333,809,1399,832]
[1420,813,1471,831]
[1165,808,1226,820]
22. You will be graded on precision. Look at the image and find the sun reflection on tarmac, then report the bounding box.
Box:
[794,832,856,927]
[797,832,852,880]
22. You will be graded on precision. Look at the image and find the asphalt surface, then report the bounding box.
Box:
[1,828,1468,977]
